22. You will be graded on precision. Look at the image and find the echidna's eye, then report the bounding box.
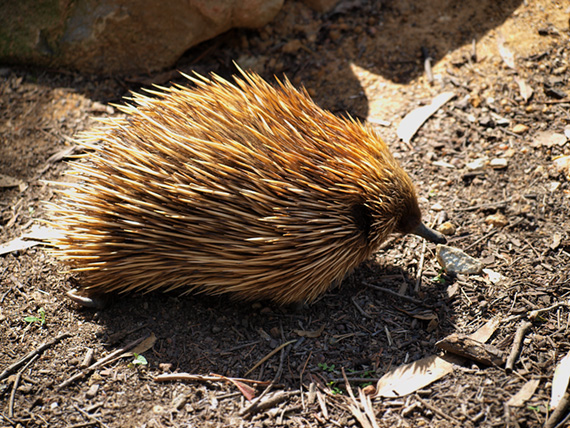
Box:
[351,203,373,238]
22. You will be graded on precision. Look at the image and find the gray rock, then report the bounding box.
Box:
[0,0,283,75]
[436,245,483,275]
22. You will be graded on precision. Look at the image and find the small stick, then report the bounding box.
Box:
[0,332,71,381]
[72,404,109,428]
[415,394,462,425]
[365,282,424,306]
[244,340,296,377]
[545,391,570,428]
[529,300,570,321]
[351,297,373,319]
[59,335,146,388]
[505,321,533,373]
[8,355,39,418]
[414,240,427,293]
[154,373,270,385]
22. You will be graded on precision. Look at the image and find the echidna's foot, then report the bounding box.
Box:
[66,288,108,309]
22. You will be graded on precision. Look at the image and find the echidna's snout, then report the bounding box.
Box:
[411,222,447,244]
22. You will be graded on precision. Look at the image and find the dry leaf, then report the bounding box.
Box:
[550,350,570,410]
[397,92,455,143]
[227,378,256,401]
[374,318,499,398]
[293,324,325,338]
[515,77,533,102]
[497,34,516,69]
[130,333,157,355]
[507,379,540,407]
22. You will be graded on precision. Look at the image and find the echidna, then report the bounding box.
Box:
[50,69,445,305]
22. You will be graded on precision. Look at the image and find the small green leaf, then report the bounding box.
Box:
[131,353,148,366]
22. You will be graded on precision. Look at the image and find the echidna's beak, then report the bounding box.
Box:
[412,222,447,244]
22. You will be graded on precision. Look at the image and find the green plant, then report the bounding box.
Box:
[129,353,148,368]
[318,362,337,373]
[431,269,447,285]
[24,308,46,326]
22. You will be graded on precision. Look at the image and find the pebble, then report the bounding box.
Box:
[490,158,508,169]
[483,268,508,285]
[86,384,99,399]
[431,202,444,211]
[466,158,487,171]
[159,363,173,372]
[438,222,456,236]
[485,213,508,227]
[512,123,529,134]
[436,245,483,275]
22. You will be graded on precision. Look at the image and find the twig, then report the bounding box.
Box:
[72,404,109,428]
[8,355,39,418]
[545,391,570,428]
[244,340,296,377]
[529,300,570,321]
[351,297,373,319]
[415,240,427,293]
[59,335,147,388]
[154,373,270,385]
[464,218,524,252]
[415,394,462,425]
[365,282,424,306]
[505,321,533,373]
[0,332,71,381]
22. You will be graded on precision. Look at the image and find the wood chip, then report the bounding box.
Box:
[436,333,505,366]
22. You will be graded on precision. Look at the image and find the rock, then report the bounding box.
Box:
[466,158,487,171]
[436,245,483,275]
[490,158,508,169]
[0,0,283,75]
[438,222,456,236]
[485,213,508,227]
[512,123,530,134]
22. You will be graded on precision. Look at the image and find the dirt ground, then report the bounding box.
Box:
[1,0,570,427]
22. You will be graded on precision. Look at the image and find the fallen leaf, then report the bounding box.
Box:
[532,131,567,148]
[130,333,157,355]
[294,324,325,338]
[497,34,516,69]
[550,350,570,410]
[507,379,540,407]
[397,92,455,144]
[227,378,257,401]
[374,318,499,398]
[515,77,533,102]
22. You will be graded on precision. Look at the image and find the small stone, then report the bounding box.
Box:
[172,394,188,410]
[549,181,561,192]
[159,363,173,372]
[431,203,444,211]
[512,123,529,134]
[482,268,508,285]
[438,222,456,236]
[485,213,508,227]
[153,405,164,414]
[86,384,99,399]
[490,158,508,169]
[436,245,483,275]
[466,158,487,171]
[211,325,222,334]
